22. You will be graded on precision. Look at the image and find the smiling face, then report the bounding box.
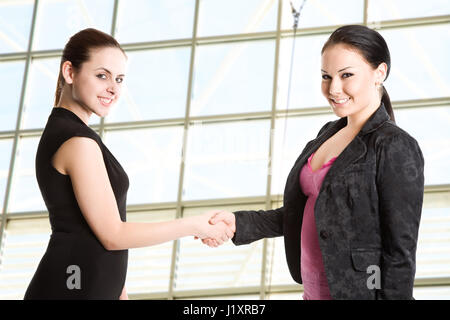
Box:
[63,46,127,118]
[321,43,386,119]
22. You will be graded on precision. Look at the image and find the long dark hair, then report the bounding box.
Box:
[321,25,395,123]
[54,28,125,107]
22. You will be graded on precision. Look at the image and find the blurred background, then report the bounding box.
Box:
[0,0,449,300]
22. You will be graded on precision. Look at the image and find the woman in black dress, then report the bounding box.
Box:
[24,28,234,300]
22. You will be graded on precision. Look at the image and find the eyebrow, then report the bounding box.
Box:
[321,66,354,73]
[95,67,125,77]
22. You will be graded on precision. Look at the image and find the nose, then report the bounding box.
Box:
[107,79,118,96]
[329,77,342,96]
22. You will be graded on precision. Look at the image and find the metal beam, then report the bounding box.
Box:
[0,0,39,256]
[1,97,449,140]
[168,0,201,300]
[1,15,449,62]
[260,0,284,300]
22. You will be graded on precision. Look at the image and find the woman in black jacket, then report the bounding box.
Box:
[204,25,424,300]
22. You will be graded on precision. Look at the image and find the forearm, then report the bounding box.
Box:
[232,207,284,245]
[110,217,197,250]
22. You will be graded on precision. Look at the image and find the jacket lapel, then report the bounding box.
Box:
[284,117,345,202]
[323,135,367,185]
[325,102,391,183]
[284,102,391,199]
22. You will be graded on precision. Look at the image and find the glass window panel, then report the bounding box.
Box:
[115,0,195,44]
[8,137,46,213]
[183,120,270,201]
[104,126,184,205]
[281,0,364,30]
[175,204,265,291]
[0,139,14,212]
[416,206,450,279]
[265,236,295,286]
[0,60,25,131]
[107,47,191,123]
[394,106,450,185]
[368,0,450,22]
[0,217,51,300]
[126,210,175,295]
[191,40,275,116]
[22,57,59,129]
[413,286,450,300]
[277,34,331,110]
[197,0,277,37]
[0,0,33,53]
[268,291,304,299]
[190,41,275,116]
[271,113,337,195]
[32,0,114,50]
[23,57,100,130]
[379,24,450,101]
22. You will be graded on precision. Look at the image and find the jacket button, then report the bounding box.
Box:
[319,230,330,240]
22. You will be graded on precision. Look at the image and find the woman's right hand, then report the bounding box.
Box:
[192,211,235,247]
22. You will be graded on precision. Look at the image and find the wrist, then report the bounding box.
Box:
[184,215,201,237]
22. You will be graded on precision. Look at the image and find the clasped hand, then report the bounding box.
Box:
[194,210,236,248]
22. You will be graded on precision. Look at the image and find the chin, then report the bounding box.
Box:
[330,106,351,118]
[95,105,113,118]
[98,111,110,118]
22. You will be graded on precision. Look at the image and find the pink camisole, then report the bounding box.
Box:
[299,152,337,300]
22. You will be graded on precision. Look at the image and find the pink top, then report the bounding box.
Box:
[299,152,337,300]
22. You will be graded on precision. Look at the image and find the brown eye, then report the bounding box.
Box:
[322,74,331,80]
[342,73,353,78]
[96,74,107,80]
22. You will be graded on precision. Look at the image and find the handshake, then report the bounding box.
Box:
[192,210,236,248]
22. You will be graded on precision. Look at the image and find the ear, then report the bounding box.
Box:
[61,61,75,85]
[375,62,388,84]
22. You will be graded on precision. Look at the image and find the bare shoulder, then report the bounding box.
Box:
[52,136,103,175]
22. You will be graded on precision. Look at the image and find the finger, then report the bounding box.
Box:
[222,228,230,242]
[212,211,234,226]
[225,227,234,239]
[215,237,224,246]
[206,210,221,221]
[206,239,216,247]
[208,239,217,247]
[209,211,225,225]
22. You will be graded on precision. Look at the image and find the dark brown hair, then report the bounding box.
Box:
[322,25,395,123]
[54,28,126,107]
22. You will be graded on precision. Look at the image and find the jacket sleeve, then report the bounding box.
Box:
[231,207,285,245]
[376,133,424,299]
[230,120,335,246]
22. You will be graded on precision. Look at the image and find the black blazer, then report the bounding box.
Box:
[232,103,424,300]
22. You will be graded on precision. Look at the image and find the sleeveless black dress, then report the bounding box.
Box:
[24,107,129,299]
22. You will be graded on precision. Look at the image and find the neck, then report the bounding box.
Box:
[346,99,381,131]
[57,94,92,125]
